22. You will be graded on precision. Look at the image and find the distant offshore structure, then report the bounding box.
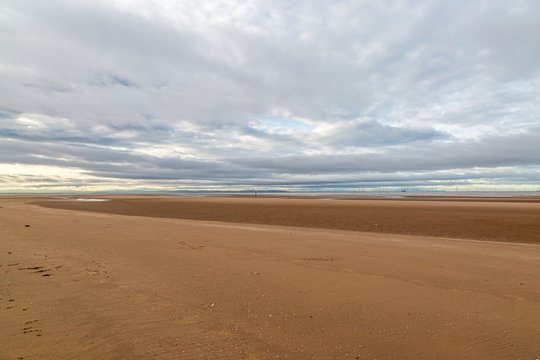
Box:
[401,188,407,192]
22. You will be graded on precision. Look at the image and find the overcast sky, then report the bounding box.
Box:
[1,0,539,192]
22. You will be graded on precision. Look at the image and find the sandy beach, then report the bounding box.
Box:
[2,195,540,359]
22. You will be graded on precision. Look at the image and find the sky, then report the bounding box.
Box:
[1,0,539,193]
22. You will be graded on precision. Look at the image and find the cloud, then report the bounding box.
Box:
[314,120,446,147]
[0,0,539,192]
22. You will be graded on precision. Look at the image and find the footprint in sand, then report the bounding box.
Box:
[33,269,51,274]
[300,257,341,262]
[18,266,43,271]
[21,326,42,336]
[85,268,100,275]
[17,265,53,277]
[178,240,205,250]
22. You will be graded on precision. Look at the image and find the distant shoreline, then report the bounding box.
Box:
[2,190,540,200]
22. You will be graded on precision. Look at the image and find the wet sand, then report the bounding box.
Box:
[36,195,540,243]
[1,196,540,359]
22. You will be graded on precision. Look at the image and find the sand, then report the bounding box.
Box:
[1,196,540,359]
[36,195,540,243]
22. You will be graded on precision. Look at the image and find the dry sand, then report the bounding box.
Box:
[1,196,540,359]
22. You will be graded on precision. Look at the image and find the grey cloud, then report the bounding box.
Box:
[231,128,540,174]
[317,120,446,147]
